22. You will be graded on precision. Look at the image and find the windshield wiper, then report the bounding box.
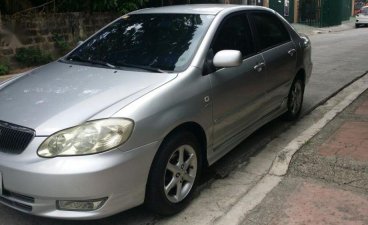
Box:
[66,56,116,68]
[65,56,166,73]
[117,62,166,73]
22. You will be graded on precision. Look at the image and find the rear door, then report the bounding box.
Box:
[249,11,297,113]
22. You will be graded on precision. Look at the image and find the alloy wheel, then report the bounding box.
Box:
[290,81,303,115]
[164,145,197,203]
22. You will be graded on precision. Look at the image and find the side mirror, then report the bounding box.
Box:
[77,41,84,46]
[300,36,310,48]
[213,50,242,68]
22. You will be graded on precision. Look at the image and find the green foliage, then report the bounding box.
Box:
[0,64,9,76]
[115,0,147,14]
[52,34,71,55]
[56,0,146,14]
[0,58,10,75]
[15,47,52,67]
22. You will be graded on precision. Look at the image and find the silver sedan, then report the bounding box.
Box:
[0,4,312,219]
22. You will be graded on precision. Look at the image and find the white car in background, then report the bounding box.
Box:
[356,6,368,28]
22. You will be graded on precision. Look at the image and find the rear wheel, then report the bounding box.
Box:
[145,131,202,215]
[283,78,304,121]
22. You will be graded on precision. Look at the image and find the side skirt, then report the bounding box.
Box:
[207,102,287,166]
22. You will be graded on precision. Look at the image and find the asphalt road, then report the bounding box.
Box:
[303,27,368,114]
[0,27,368,225]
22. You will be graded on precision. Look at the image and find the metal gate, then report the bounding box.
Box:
[299,0,352,27]
[299,0,322,26]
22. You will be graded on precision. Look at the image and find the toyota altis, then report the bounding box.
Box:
[0,4,312,219]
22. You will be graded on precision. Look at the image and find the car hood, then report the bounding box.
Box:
[0,62,177,135]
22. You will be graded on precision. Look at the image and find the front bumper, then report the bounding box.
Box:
[356,17,368,24]
[0,137,160,219]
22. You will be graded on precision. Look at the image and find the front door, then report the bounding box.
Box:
[207,12,268,150]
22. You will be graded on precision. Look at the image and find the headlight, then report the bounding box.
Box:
[38,118,134,158]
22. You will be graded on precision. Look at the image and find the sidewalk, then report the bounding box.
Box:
[0,67,36,82]
[292,17,355,35]
[241,86,368,224]
[0,74,14,82]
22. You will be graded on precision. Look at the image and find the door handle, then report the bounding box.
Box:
[254,62,265,72]
[288,49,296,56]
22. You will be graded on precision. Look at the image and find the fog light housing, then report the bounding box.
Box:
[57,198,107,211]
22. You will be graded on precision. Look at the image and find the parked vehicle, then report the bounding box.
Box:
[356,6,368,28]
[0,4,312,219]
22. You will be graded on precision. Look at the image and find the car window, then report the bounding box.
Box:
[66,14,214,72]
[250,12,291,51]
[362,7,368,14]
[211,13,255,58]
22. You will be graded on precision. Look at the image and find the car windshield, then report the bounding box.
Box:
[66,14,214,72]
[362,7,368,14]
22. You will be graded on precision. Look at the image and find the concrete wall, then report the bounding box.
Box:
[0,12,118,65]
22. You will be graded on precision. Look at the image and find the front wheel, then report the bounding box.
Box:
[145,131,202,215]
[283,78,304,121]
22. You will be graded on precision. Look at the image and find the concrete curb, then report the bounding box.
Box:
[270,79,368,176]
[214,175,282,225]
[214,74,368,225]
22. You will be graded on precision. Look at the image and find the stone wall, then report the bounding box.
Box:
[0,12,119,66]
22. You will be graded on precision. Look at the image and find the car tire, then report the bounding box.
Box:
[145,131,202,215]
[283,77,304,121]
[355,23,359,28]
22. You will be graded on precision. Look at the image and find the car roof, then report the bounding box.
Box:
[129,4,267,15]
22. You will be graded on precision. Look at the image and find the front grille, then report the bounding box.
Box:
[0,121,35,154]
